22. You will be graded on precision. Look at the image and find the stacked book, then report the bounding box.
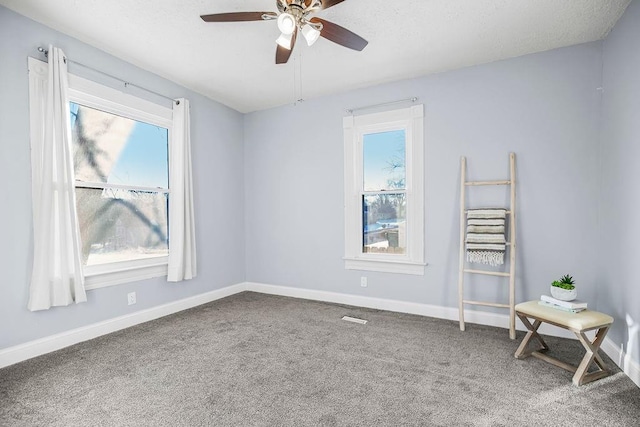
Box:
[539,295,588,313]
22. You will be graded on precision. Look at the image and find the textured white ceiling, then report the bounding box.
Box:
[0,0,631,112]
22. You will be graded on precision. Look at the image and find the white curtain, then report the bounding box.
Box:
[28,46,86,311]
[168,98,197,281]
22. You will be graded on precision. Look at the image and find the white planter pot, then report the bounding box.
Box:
[550,286,577,301]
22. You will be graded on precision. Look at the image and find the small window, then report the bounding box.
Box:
[362,129,407,255]
[343,105,425,275]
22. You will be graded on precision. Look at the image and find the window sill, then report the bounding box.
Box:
[84,258,168,290]
[343,257,426,275]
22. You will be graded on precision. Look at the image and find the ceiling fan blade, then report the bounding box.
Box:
[310,17,368,51]
[321,0,347,9]
[200,12,276,22]
[276,28,298,64]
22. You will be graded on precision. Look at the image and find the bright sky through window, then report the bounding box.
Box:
[70,102,168,188]
[363,130,406,191]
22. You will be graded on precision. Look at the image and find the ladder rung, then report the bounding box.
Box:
[463,241,511,246]
[463,300,510,308]
[465,180,511,186]
[464,210,512,214]
[463,269,510,277]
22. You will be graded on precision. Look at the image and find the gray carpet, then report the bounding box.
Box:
[1,292,639,426]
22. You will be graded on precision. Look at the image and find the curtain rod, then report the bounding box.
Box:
[37,47,179,105]
[346,97,418,114]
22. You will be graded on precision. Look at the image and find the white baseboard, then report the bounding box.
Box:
[0,283,247,369]
[244,282,639,388]
[601,336,640,388]
[245,282,576,339]
[2,280,639,388]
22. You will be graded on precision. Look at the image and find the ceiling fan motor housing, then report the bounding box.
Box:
[281,0,322,30]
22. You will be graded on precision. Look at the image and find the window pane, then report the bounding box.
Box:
[76,187,168,266]
[70,103,169,188]
[362,193,406,254]
[363,130,405,191]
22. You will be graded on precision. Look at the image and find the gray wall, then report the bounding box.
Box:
[0,6,245,350]
[599,0,640,367]
[245,43,603,311]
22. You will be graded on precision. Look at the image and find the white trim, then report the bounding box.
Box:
[343,104,425,274]
[84,262,168,290]
[28,57,172,126]
[246,283,638,387]
[27,56,48,79]
[344,258,426,275]
[68,74,173,126]
[601,336,640,388]
[3,281,637,388]
[84,256,167,275]
[84,257,170,290]
[246,281,575,337]
[0,283,247,369]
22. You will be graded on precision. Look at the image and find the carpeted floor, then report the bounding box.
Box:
[1,291,639,426]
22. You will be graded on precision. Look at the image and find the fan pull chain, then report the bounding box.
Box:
[297,52,304,104]
[292,55,297,105]
[293,52,304,106]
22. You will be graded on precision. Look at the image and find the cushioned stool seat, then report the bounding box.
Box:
[514,301,614,385]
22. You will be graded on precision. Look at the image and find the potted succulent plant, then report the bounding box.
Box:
[550,274,577,301]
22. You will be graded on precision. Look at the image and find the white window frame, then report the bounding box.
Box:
[28,57,173,290]
[343,104,425,275]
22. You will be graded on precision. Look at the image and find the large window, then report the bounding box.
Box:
[27,57,176,289]
[70,103,169,267]
[343,105,425,274]
[67,70,174,288]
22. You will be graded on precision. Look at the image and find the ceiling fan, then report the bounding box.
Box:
[200,0,368,64]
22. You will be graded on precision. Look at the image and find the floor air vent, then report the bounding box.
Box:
[341,316,368,325]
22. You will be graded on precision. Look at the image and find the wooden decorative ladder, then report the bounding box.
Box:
[458,153,517,339]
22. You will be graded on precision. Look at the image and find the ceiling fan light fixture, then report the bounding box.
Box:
[200,0,370,65]
[301,24,321,46]
[277,13,296,35]
[276,32,293,50]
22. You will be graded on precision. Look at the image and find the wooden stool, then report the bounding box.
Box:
[514,301,614,386]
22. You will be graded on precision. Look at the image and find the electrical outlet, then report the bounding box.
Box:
[360,277,368,287]
[127,292,136,305]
